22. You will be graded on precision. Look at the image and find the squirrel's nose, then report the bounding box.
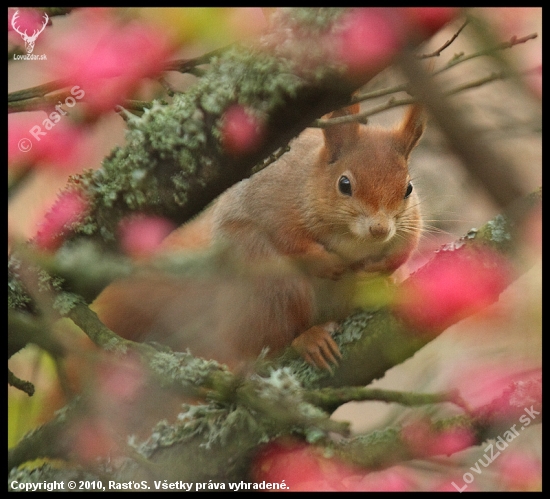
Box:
[369,222,390,239]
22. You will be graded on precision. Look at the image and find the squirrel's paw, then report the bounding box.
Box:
[298,244,347,280]
[315,262,347,280]
[291,322,342,371]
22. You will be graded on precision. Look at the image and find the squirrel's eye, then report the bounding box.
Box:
[338,175,352,196]
[404,181,413,199]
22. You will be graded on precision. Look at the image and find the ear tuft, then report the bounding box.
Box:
[398,105,425,158]
[323,103,361,162]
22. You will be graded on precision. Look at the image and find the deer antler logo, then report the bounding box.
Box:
[11,10,49,54]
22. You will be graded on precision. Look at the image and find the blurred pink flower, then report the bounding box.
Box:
[118,214,176,258]
[85,352,174,448]
[8,114,93,172]
[394,246,512,333]
[496,450,542,491]
[333,8,458,80]
[403,8,460,38]
[481,375,541,428]
[95,354,146,402]
[450,364,540,411]
[33,190,88,250]
[70,417,120,464]
[401,418,474,459]
[8,8,50,50]
[46,13,173,114]
[254,439,364,491]
[8,8,41,33]
[335,8,405,78]
[221,104,265,156]
[254,439,420,491]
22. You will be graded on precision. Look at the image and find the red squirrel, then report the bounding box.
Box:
[92,103,425,370]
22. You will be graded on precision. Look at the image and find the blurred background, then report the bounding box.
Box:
[8,8,541,491]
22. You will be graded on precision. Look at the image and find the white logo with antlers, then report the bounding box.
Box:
[11,10,49,54]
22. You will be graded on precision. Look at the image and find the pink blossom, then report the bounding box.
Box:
[8,115,40,166]
[496,450,542,491]
[254,439,419,491]
[118,214,176,258]
[8,114,93,172]
[450,364,541,411]
[221,105,265,156]
[429,427,475,456]
[70,417,120,464]
[401,418,474,458]
[333,8,459,81]
[8,8,50,50]
[95,354,146,402]
[33,190,88,250]
[253,439,363,491]
[403,8,460,38]
[45,13,173,114]
[86,353,169,447]
[8,8,41,33]
[394,246,512,334]
[335,9,405,78]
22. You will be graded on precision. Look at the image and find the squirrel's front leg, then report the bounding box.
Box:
[297,242,348,280]
[291,321,342,371]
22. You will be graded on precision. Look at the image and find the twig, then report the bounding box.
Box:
[7,43,227,103]
[352,83,408,103]
[66,302,141,354]
[435,33,538,74]
[418,20,469,59]
[314,97,414,127]
[158,76,178,97]
[349,31,538,106]
[400,48,526,209]
[304,387,467,413]
[8,79,65,103]
[163,45,231,73]
[445,70,509,95]
[8,369,35,396]
[316,68,524,128]
[251,145,291,174]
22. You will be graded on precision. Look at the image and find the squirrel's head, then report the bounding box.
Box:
[315,103,425,254]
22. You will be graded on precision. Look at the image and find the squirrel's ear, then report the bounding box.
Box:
[323,103,361,163]
[396,105,425,159]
